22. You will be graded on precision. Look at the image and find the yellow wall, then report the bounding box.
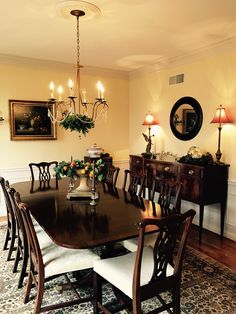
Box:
[0,57,130,167]
[129,49,236,239]
[130,50,236,179]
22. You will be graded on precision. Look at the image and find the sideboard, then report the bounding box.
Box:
[130,155,229,243]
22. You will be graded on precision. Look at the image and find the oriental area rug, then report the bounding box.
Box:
[0,223,235,314]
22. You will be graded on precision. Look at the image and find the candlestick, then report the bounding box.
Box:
[90,160,98,205]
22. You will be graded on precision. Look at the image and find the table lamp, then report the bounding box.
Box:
[210,105,233,163]
[142,113,158,155]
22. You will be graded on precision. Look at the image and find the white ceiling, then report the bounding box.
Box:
[1,0,236,72]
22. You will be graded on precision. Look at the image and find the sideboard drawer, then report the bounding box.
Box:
[180,164,202,178]
[150,161,178,179]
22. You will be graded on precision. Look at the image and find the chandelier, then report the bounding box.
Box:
[47,9,108,134]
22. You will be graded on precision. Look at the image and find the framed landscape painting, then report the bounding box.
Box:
[9,100,56,140]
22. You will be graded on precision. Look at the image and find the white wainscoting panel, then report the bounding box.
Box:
[0,166,31,216]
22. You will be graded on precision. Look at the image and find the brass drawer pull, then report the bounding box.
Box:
[136,160,140,164]
[164,167,170,171]
[188,170,194,175]
[146,163,150,167]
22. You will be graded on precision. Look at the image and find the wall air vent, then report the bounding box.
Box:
[169,73,184,85]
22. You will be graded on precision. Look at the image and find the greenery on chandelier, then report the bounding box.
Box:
[54,158,105,181]
[59,113,95,135]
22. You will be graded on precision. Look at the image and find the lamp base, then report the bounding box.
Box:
[215,150,222,164]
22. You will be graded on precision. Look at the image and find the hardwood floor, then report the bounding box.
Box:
[188,224,236,271]
[0,215,235,271]
[0,216,6,223]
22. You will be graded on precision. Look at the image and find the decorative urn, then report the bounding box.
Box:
[87,143,103,158]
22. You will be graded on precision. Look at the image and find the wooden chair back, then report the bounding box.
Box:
[29,161,58,182]
[151,177,182,214]
[132,209,196,313]
[104,165,120,187]
[0,176,17,260]
[122,169,146,197]
[29,161,58,192]
[8,188,29,288]
[15,193,44,281]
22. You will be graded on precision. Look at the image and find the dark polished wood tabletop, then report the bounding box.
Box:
[12,179,160,249]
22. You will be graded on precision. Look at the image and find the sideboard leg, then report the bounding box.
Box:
[199,205,204,244]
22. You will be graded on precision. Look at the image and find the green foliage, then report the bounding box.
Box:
[54,158,106,181]
[178,152,213,166]
[59,113,94,135]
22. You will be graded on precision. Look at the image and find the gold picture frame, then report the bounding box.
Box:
[9,99,57,140]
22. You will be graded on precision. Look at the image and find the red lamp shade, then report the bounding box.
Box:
[142,113,159,126]
[210,105,233,124]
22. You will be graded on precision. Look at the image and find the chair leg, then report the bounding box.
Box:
[24,266,33,304]
[34,275,44,314]
[3,226,10,250]
[132,294,142,314]
[13,244,21,273]
[17,247,28,289]
[172,284,181,314]
[7,221,17,261]
[93,272,102,314]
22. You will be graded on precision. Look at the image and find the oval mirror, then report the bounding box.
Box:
[170,96,203,141]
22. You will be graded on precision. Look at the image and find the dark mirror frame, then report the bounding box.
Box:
[170,96,203,141]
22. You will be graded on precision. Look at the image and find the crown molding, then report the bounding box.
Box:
[0,54,129,79]
[129,36,236,79]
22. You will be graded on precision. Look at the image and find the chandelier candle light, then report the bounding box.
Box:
[47,8,108,135]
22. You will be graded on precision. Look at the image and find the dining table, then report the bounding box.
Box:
[12,178,161,253]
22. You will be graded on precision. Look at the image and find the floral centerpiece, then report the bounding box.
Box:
[54,158,105,182]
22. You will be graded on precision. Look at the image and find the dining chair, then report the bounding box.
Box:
[0,176,17,261]
[122,169,146,197]
[29,161,58,189]
[122,179,183,252]
[103,165,120,187]
[7,187,28,288]
[14,191,100,314]
[151,177,182,215]
[93,209,196,314]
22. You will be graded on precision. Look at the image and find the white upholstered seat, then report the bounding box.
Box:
[37,226,99,278]
[94,246,174,299]
[122,232,157,252]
